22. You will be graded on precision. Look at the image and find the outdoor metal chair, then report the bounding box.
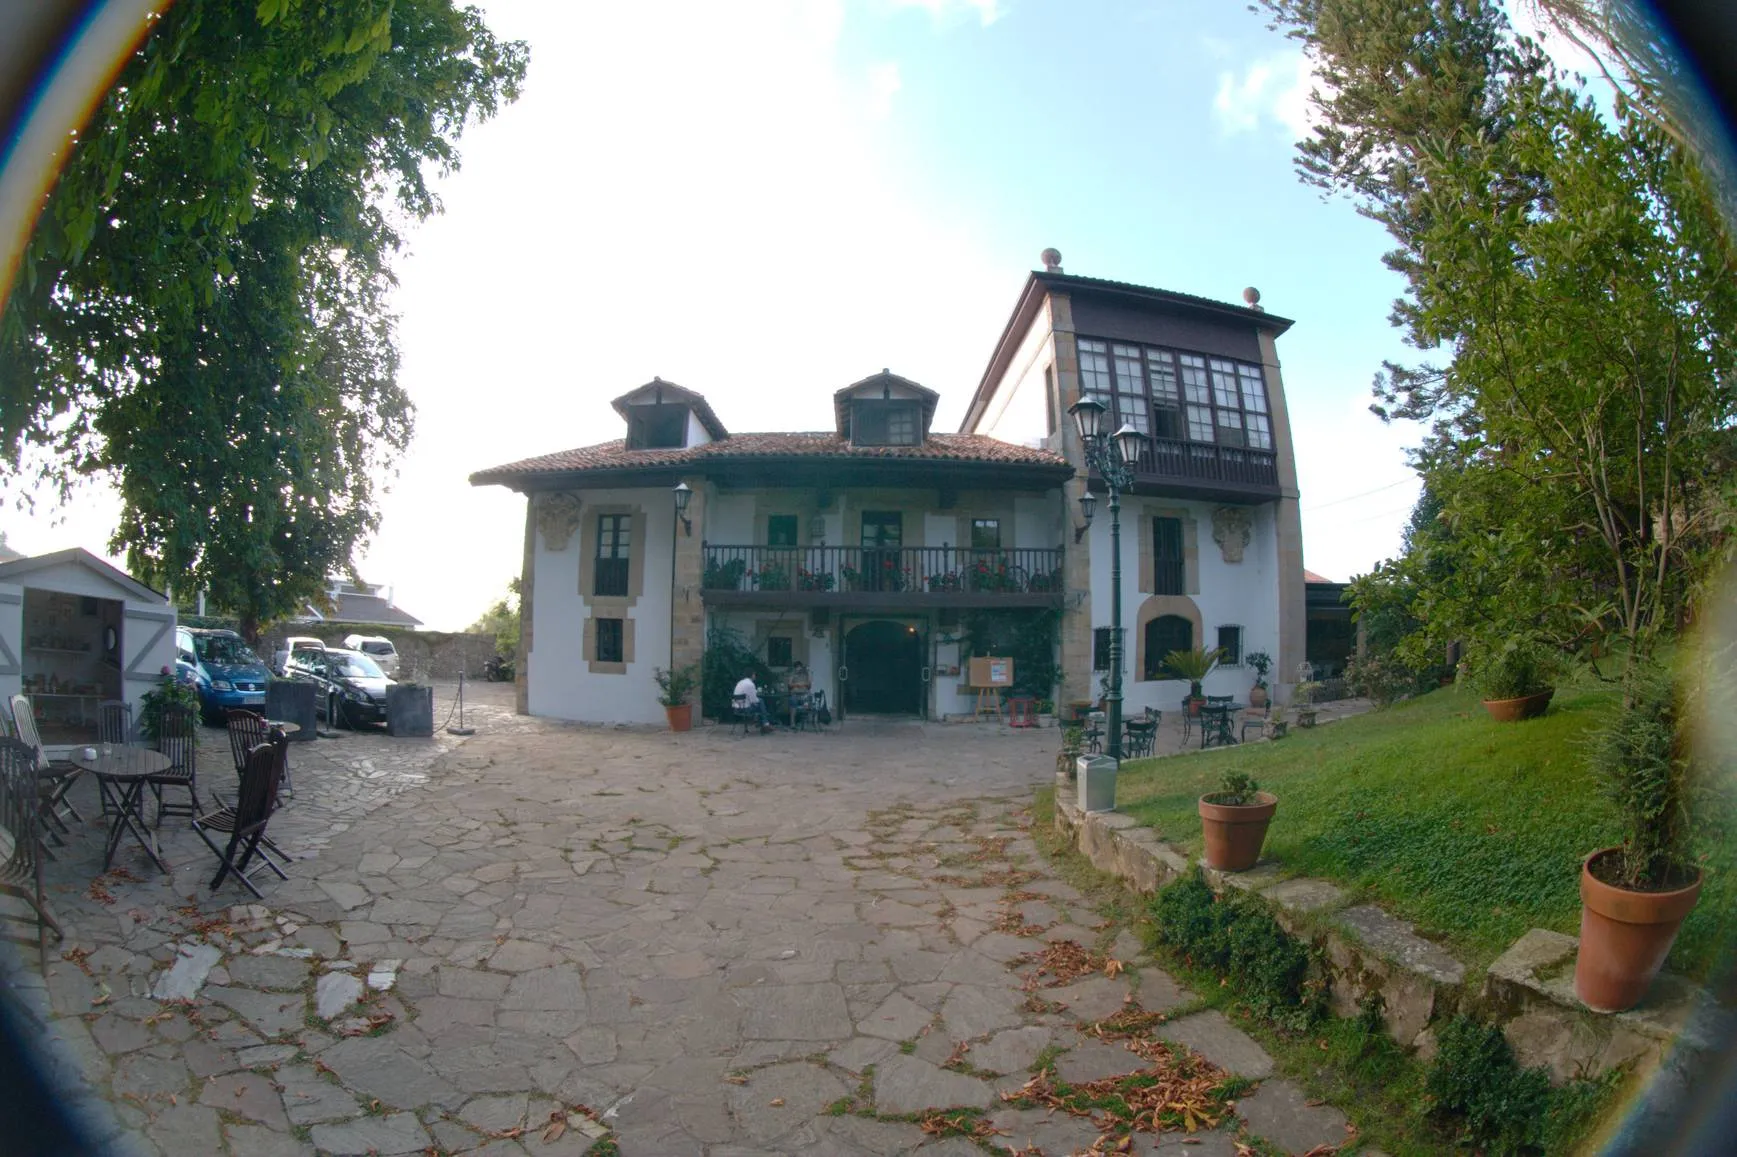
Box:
[9,694,82,847]
[1200,704,1237,749]
[1083,711,1106,754]
[0,736,62,964]
[1240,708,1269,743]
[194,736,287,899]
[148,702,200,827]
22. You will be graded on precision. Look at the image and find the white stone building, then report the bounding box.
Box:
[472,258,1304,726]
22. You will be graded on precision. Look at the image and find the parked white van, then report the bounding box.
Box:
[343,633,400,677]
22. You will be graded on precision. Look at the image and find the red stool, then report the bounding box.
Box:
[1008,696,1038,729]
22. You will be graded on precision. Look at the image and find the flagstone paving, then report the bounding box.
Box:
[0,685,1364,1155]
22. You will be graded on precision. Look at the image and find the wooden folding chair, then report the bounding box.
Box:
[9,694,82,848]
[223,710,269,804]
[148,702,199,827]
[194,738,286,898]
[0,737,62,965]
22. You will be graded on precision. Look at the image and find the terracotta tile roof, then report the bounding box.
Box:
[1303,568,1339,584]
[472,432,1071,486]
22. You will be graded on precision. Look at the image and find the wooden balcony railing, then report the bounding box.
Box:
[1133,437,1278,489]
[702,545,1064,596]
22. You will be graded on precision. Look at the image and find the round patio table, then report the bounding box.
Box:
[72,746,172,873]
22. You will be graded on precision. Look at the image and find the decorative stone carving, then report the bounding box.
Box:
[1211,506,1252,564]
[535,492,584,552]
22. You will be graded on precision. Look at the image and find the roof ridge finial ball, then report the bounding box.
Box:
[1040,248,1063,273]
[1242,286,1264,312]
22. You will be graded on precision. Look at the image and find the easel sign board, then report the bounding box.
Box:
[968,657,1014,688]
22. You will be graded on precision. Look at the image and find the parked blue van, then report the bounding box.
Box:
[175,627,271,725]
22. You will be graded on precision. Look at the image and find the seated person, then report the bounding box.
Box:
[787,661,812,693]
[733,672,772,732]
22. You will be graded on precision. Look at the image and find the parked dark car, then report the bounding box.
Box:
[175,627,271,725]
[284,645,395,728]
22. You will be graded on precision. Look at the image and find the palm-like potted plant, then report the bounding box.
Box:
[654,664,700,732]
[1474,639,1558,722]
[1162,646,1223,716]
[1245,650,1273,708]
[1575,668,1702,1011]
[1198,772,1277,871]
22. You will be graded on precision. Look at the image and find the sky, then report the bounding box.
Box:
[9,0,1547,630]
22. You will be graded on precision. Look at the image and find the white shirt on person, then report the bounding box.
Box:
[733,677,760,705]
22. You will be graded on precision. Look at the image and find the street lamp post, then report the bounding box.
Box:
[1069,398,1146,761]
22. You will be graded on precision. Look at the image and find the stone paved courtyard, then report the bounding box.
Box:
[0,684,1363,1156]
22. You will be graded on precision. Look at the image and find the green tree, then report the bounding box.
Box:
[1,0,527,641]
[469,577,521,659]
[1263,0,1737,678]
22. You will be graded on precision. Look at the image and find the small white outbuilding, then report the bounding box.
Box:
[0,548,178,751]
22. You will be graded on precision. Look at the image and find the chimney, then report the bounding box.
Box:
[1040,247,1063,273]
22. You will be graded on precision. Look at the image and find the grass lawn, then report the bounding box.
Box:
[1114,684,1735,980]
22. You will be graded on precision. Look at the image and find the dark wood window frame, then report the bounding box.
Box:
[767,636,794,668]
[1077,337,1272,451]
[970,518,1001,551]
[595,514,631,597]
[596,617,625,663]
[767,514,799,547]
[852,400,921,446]
[1216,625,1243,667]
[1144,615,1195,679]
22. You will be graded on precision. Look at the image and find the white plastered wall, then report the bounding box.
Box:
[1090,498,1280,714]
[527,487,677,726]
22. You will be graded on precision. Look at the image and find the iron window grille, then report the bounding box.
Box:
[596,617,625,663]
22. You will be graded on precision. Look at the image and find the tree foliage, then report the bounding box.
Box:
[468,577,521,658]
[1264,0,1737,680]
[1,0,527,640]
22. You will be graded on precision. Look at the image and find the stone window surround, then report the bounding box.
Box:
[1134,595,1204,683]
[582,614,636,675]
[1137,505,1199,596]
[578,505,648,611]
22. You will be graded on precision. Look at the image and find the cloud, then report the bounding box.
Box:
[1213,51,1313,139]
[866,61,902,120]
[888,0,1003,28]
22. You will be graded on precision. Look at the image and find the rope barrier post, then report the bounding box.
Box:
[446,669,476,736]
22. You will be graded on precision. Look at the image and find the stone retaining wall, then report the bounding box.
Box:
[258,626,499,680]
[1052,778,1719,1084]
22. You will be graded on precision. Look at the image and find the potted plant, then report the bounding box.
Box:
[1574,669,1701,1012]
[1474,640,1557,722]
[140,668,200,742]
[1245,651,1273,708]
[1162,646,1223,716]
[654,664,700,732]
[1198,772,1277,871]
[1264,704,1288,740]
[1293,681,1320,728]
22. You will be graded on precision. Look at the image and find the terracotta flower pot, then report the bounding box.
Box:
[1249,686,1268,708]
[1575,848,1701,1012]
[1186,696,1204,718]
[1198,791,1277,872]
[664,703,693,732]
[1481,689,1554,722]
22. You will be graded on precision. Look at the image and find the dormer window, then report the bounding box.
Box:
[853,401,921,447]
[626,404,689,450]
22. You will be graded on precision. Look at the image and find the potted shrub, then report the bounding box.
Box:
[1574,669,1702,1012]
[1293,682,1320,728]
[1264,704,1288,740]
[1245,651,1272,708]
[1474,640,1557,722]
[654,664,700,732]
[1163,646,1223,716]
[1056,725,1085,777]
[1198,772,1277,871]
